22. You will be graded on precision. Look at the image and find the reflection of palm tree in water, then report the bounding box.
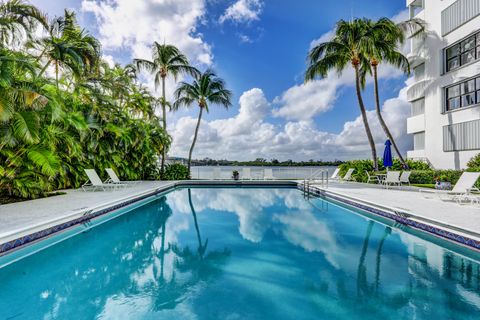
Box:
[357,221,374,298]
[157,195,173,280]
[375,226,391,293]
[188,188,208,257]
[152,189,230,311]
[357,223,393,298]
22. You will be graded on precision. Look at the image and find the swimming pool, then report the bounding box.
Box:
[1,186,480,319]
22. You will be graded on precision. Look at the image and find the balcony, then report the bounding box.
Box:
[407,114,425,134]
[408,36,426,68]
[407,79,430,102]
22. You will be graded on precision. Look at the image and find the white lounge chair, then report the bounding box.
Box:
[83,169,125,191]
[264,168,275,180]
[399,171,411,186]
[341,168,355,182]
[105,168,138,186]
[242,168,252,180]
[212,167,221,180]
[365,171,380,184]
[381,171,401,188]
[330,168,340,180]
[421,172,480,203]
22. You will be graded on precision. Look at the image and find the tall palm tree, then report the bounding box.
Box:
[306,19,379,170]
[173,69,232,172]
[363,18,411,169]
[0,0,48,46]
[31,10,101,88]
[135,42,199,173]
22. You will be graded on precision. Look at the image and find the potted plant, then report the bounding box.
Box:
[434,174,452,190]
[232,170,240,181]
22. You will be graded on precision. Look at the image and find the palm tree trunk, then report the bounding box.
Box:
[354,64,378,171]
[187,106,203,174]
[55,62,59,89]
[372,64,408,169]
[37,60,51,78]
[160,76,167,174]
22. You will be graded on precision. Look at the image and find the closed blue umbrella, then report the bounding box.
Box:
[383,140,393,168]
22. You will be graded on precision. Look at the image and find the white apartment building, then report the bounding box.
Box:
[406,0,480,169]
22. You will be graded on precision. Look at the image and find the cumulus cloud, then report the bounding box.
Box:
[272,79,339,120]
[219,0,264,24]
[81,0,212,66]
[169,85,412,161]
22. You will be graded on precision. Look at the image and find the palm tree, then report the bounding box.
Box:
[173,69,232,172]
[31,10,101,88]
[362,18,411,169]
[306,18,379,170]
[135,42,199,173]
[0,0,48,46]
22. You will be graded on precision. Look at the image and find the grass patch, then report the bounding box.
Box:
[0,192,67,205]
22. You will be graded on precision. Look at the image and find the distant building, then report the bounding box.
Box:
[406,0,480,169]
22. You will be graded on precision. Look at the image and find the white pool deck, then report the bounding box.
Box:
[320,182,480,238]
[0,180,479,249]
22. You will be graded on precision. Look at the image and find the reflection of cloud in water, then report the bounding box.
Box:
[167,188,292,243]
[273,209,342,268]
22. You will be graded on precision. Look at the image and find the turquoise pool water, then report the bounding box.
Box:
[1,187,480,319]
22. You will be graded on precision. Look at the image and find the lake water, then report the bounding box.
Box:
[190,166,337,180]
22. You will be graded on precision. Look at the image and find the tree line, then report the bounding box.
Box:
[0,0,231,199]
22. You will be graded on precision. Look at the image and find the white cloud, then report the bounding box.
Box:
[272,79,339,120]
[219,0,263,24]
[81,0,212,66]
[169,85,412,161]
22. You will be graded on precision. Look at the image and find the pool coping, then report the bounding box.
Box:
[300,184,480,252]
[0,180,297,256]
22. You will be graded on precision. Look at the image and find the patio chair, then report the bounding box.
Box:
[330,168,340,180]
[381,171,401,188]
[365,171,381,184]
[212,167,221,180]
[420,172,480,203]
[340,168,355,182]
[399,171,411,186]
[242,168,252,180]
[264,168,275,180]
[105,168,138,186]
[83,169,125,191]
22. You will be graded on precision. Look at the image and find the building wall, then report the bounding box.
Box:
[406,0,480,169]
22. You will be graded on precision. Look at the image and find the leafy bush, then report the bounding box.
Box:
[162,164,190,180]
[467,154,480,171]
[408,170,463,184]
[338,159,431,182]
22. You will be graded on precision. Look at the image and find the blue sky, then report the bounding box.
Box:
[31,0,412,161]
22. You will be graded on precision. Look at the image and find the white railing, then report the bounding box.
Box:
[190,166,337,180]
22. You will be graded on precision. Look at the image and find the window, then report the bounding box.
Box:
[414,132,425,150]
[445,31,480,72]
[413,63,425,81]
[445,76,480,112]
[411,98,425,116]
[443,120,480,152]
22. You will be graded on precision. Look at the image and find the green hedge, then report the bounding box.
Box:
[338,159,431,183]
[162,164,190,180]
[338,158,479,187]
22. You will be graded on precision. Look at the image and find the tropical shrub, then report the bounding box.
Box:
[162,164,190,180]
[0,5,170,199]
[338,158,431,182]
[467,154,480,171]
